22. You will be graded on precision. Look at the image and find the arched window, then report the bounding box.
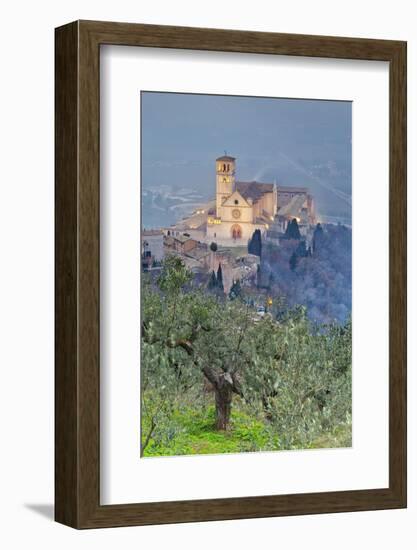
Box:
[234,199,239,205]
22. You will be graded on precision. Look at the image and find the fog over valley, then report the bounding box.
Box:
[141,92,352,229]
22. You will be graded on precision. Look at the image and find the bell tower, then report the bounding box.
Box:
[216,154,236,216]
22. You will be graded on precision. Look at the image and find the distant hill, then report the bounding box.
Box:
[141,185,209,229]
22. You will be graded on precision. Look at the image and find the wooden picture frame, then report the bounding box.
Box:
[55,20,407,528]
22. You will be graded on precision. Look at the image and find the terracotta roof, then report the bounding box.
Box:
[277,185,309,194]
[173,235,197,244]
[185,247,210,260]
[235,181,275,202]
[216,155,236,161]
[164,235,196,245]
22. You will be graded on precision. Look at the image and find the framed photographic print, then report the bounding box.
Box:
[55,20,406,528]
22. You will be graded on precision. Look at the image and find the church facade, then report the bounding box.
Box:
[166,154,315,247]
[206,155,277,244]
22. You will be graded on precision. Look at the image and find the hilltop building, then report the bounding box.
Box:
[164,234,198,255]
[204,155,277,244]
[275,185,315,225]
[167,155,315,246]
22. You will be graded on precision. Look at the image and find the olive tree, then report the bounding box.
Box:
[142,256,351,438]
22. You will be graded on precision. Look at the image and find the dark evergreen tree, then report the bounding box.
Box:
[313,223,324,253]
[208,270,217,290]
[248,229,262,257]
[295,240,308,258]
[217,264,224,292]
[284,218,301,240]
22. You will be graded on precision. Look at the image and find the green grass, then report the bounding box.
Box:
[308,422,352,450]
[142,402,352,458]
[143,405,274,457]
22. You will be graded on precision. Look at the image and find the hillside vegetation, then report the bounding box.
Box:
[141,256,351,457]
[259,223,352,324]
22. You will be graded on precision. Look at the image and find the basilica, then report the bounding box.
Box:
[168,154,315,246]
[205,155,277,243]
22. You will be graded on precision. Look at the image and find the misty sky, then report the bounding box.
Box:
[141,92,352,223]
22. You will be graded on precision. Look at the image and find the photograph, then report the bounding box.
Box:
[0,0,409,540]
[140,91,352,457]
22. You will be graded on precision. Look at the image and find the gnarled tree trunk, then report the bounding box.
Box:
[214,378,233,430]
[202,366,242,431]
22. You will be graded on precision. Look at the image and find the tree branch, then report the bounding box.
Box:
[201,365,219,386]
[165,338,194,355]
[141,415,157,455]
[231,372,244,397]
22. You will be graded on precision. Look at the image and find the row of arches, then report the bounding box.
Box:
[218,162,233,173]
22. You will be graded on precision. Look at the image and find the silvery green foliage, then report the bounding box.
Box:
[141,257,351,452]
